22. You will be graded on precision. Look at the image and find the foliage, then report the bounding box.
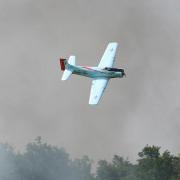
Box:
[0,138,180,180]
[96,155,137,180]
[0,137,94,180]
[136,145,180,180]
[0,143,17,180]
[70,155,94,180]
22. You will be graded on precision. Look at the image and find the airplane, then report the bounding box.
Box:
[59,42,126,105]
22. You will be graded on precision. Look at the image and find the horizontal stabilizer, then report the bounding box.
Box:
[61,69,73,80]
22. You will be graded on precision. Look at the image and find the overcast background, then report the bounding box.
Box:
[0,0,180,163]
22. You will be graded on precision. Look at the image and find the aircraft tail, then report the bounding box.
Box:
[60,56,76,80]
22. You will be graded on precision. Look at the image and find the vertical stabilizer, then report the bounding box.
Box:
[60,56,76,80]
[68,55,75,66]
[59,58,67,71]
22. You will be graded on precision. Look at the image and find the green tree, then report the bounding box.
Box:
[70,155,94,180]
[0,143,17,180]
[96,155,137,180]
[1,138,180,180]
[15,137,71,180]
[171,154,180,180]
[136,145,180,180]
[15,137,95,180]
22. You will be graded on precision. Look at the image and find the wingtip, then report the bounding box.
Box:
[107,42,119,49]
[109,42,118,45]
[89,100,98,106]
[89,103,98,106]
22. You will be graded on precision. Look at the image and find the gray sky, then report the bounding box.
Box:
[0,0,180,162]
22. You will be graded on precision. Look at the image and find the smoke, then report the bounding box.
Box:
[0,0,180,162]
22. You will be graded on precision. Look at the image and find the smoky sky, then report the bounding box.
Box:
[0,0,180,162]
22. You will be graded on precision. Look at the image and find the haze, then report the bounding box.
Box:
[0,0,180,162]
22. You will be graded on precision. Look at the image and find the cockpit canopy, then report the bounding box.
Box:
[104,67,124,73]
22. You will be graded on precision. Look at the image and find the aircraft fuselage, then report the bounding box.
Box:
[68,64,125,79]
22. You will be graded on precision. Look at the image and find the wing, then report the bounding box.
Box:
[98,42,118,68]
[89,78,109,105]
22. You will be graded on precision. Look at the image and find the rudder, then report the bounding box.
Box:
[60,55,76,80]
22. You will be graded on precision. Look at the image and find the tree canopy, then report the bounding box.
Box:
[0,138,180,180]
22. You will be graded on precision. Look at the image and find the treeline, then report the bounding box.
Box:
[0,137,180,180]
